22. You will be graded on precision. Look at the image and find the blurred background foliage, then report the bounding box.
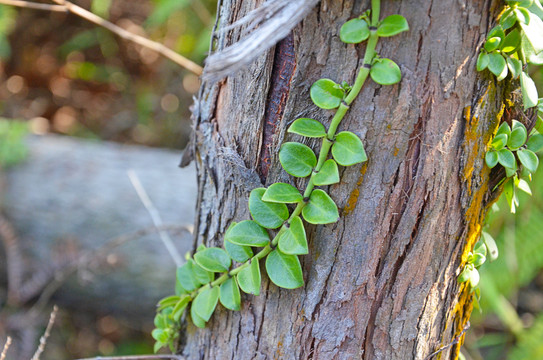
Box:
[1,1,543,359]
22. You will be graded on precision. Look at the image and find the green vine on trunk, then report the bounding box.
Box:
[458,0,543,299]
[152,0,408,353]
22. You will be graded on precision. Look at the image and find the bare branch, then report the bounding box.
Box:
[0,0,203,75]
[30,305,58,360]
[127,169,185,267]
[203,0,319,81]
[0,0,65,11]
[0,337,12,360]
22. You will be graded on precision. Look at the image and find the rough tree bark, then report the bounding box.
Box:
[183,0,512,359]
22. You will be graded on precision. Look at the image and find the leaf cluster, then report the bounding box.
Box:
[477,1,543,109]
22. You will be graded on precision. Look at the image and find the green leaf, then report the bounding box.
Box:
[313,159,340,186]
[491,133,508,150]
[219,277,241,311]
[172,295,191,321]
[236,259,261,295]
[154,341,164,353]
[193,286,220,322]
[177,261,200,292]
[502,29,521,53]
[504,178,518,213]
[476,52,489,71]
[499,8,517,29]
[484,37,502,52]
[193,262,214,284]
[508,120,528,149]
[472,253,486,267]
[302,189,339,224]
[332,131,367,166]
[340,18,370,44]
[265,250,304,289]
[515,7,530,24]
[487,53,507,77]
[458,265,472,283]
[498,148,516,170]
[288,118,326,138]
[506,57,522,79]
[485,150,499,168]
[225,220,270,247]
[152,329,168,343]
[527,133,543,152]
[262,183,303,203]
[249,188,289,229]
[376,14,409,37]
[370,58,402,85]
[224,239,253,263]
[497,121,512,137]
[517,149,539,173]
[521,30,543,65]
[488,24,505,41]
[194,247,231,273]
[157,295,180,311]
[310,79,344,109]
[516,177,532,195]
[154,313,167,329]
[190,301,207,328]
[279,142,317,177]
[469,267,480,287]
[520,71,539,109]
[277,216,308,255]
[473,241,487,257]
[519,12,543,53]
[481,231,499,261]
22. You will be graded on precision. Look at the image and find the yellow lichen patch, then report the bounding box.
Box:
[343,163,368,215]
[393,146,399,156]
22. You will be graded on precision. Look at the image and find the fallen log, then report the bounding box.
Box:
[0,135,197,321]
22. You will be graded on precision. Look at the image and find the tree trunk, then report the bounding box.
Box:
[184,0,509,359]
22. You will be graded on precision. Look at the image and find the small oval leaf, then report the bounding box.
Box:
[507,120,527,149]
[476,52,489,71]
[176,260,201,292]
[310,79,344,109]
[225,220,270,247]
[265,250,304,289]
[190,301,207,328]
[249,188,289,229]
[219,277,241,311]
[517,149,539,173]
[313,159,340,186]
[487,53,506,77]
[332,131,367,166]
[288,118,327,138]
[377,14,409,37]
[370,58,401,85]
[277,216,308,255]
[236,259,261,295]
[262,183,303,203]
[497,148,516,170]
[194,247,231,273]
[491,133,508,150]
[193,286,220,322]
[224,239,253,263]
[302,189,339,224]
[279,142,317,177]
[527,133,543,152]
[340,18,370,43]
[485,150,499,168]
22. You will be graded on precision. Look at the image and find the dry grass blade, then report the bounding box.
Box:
[30,305,58,360]
[0,337,12,360]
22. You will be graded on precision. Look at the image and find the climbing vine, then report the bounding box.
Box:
[459,0,543,297]
[152,0,408,353]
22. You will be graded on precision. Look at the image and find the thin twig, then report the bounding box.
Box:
[75,355,185,360]
[0,0,203,75]
[28,224,190,316]
[127,169,184,267]
[424,322,471,360]
[0,337,12,360]
[30,306,58,360]
[0,0,65,11]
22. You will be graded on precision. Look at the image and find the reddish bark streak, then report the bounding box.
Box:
[258,33,296,182]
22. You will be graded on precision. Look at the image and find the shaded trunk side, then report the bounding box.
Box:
[184,0,509,359]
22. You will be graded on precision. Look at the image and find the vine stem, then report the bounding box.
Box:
[189,0,382,300]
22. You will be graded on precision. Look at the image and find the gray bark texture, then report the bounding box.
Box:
[184,0,510,359]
